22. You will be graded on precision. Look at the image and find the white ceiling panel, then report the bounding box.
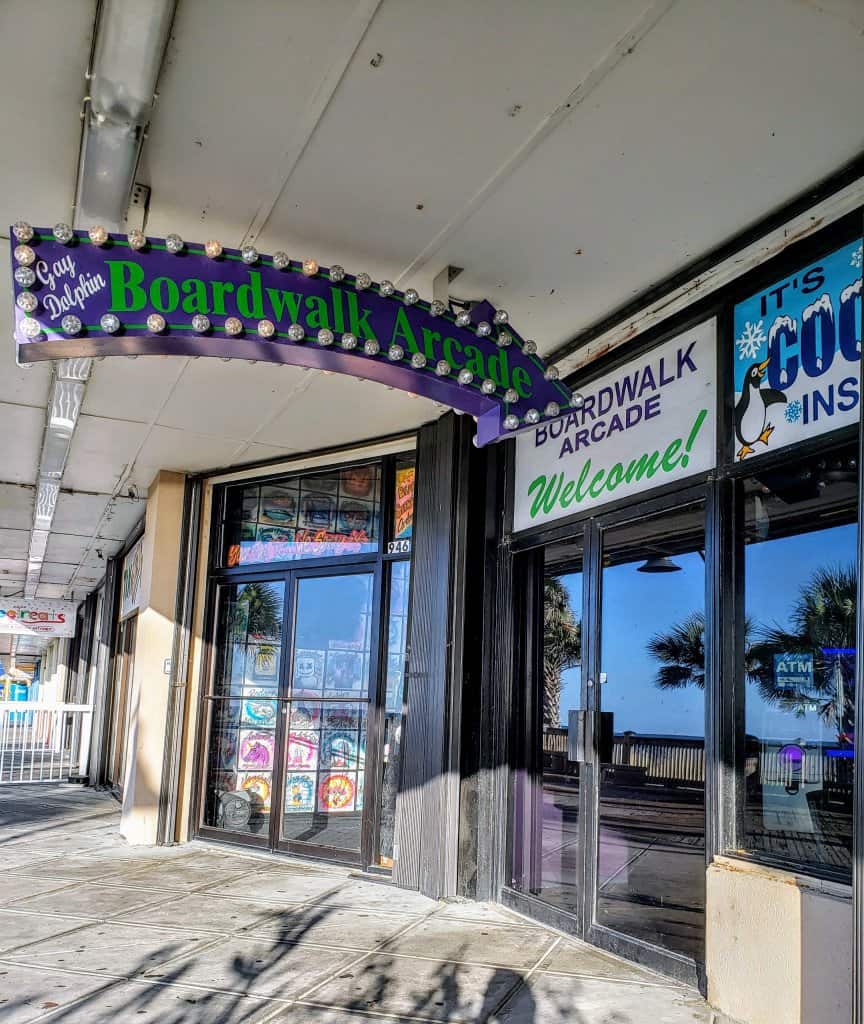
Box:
[155,359,301,438]
[63,415,151,495]
[0,403,45,486]
[0,485,34,531]
[45,532,93,565]
[51,492,113,538]
[36,583,72,599]
[0,0,95,225]
[140,0,359,246]
[254,373,437,450]
[0,528,30,561]
[39,562,77,585]
[83,356,188,423]
[99,498,146,543]
[130,426,246,480]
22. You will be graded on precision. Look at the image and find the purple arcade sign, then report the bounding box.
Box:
[10,226,571,446]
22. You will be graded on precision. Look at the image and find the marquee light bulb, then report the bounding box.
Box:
[257,319,275,338]
[403,288,419,305]
[545,401,560,418]
[15,267,36,287]
[288,324,305,341]
[410,352,427,369]
[16,292,38,313]
[379,280,395,297]
[165,233,184,254]
[458,369,474,385]
[127,229,146,250]
[504,414,519,430]
[61,315,82,335]
[355,272,372,290]
[544,365,560,381]
[147,313,166,333]
[242,245,259,265]
[523,340,538,355]
[497,331,512,348]
[481,378,496,394]
[88,225,108,246]
[435,360,450,376]
[572,392,585,409]
[341,333,358,350]
[388,344,404,361]
[364,339,380,355]
[12,221,33,242]
[205,239,223,259]
[20,317,41,339]
[455,311,471,328]
[53,223,73,244]
[504,388,518,403]
[14,245,35,266]
[224,317,243,336]
[429,299,446,317]
[100,314,120,334]
[302,258,318,277]
[317,328,334,346]
[329,264,345,283]
[272,251,290,270]
[192,314,211,333]
[493,309,509,325]
[525,408,541,425]
[476,321,492,337]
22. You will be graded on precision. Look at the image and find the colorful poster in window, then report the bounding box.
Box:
[337,500,374,535]
[284,772,315,812]
[286,730,319,769]
[248,643,279,681]
[732,238,862,461]
[214,731,237,770]
[324,649,365,696]
[241,691,278,727]
[239,730,275,770]
[239,772,271,812]
[259,486,298,527]
[120,538,143,619]
[341,464,376,499]
[300,493,335,531]
[318,772,356,811]
[394,466,415,540]
[293,649,325,695]
[321,731,360,770]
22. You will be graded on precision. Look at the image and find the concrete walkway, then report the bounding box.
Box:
[0,785,726,1023]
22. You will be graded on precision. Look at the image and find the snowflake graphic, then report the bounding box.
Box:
[736,320,767,361]
[851,244,863,270]
[785,399,802,424]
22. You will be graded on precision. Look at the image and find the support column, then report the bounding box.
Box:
[120,471,186,846]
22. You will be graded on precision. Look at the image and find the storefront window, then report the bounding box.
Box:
[222,463,381,567]
[739,444,857,876]
[390,459,415,554]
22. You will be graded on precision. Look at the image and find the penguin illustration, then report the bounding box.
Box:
[734,357,787,460]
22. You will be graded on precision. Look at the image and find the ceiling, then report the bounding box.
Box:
[1,0,862,606]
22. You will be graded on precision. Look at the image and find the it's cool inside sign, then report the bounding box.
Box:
[513,320,717,531]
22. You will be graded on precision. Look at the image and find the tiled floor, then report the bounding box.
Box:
[0,785,729,1023]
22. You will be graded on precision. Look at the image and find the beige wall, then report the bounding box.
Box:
[119,471,185,846]
[707,856,852,1024]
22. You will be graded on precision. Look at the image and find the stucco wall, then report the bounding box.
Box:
[120,471,185,846]
[706,855,852,1024]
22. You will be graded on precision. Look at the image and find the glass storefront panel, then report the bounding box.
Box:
[377,559,411,866]
[740,444,857,876]
[222,464,381,567]
[597,503,706,960]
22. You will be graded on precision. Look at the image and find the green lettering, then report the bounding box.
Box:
[150,276,180,314]
[330,287,346,332]
[181,278,209,314]
[346,293,376,340]
[661,439,683,472]
[236,271,265,319]
[574,459,593,502]
[527,473,563,518]
[266,288,302,323]
[560,480,576,507]
[625,451,661,483]
[420,327,440,361]
[305,295,331,330]
[107,260,147,313]
[391,307,420,352]
[588,469,606,498]
[463,344,485,378]
[605,463,625,491]
[212,282,235,316]
[512,365,532,399]
[487,350,510,388]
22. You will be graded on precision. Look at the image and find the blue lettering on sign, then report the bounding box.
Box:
[732,239,862,461]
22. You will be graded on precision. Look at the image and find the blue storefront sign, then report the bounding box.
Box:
[733,238,862,461]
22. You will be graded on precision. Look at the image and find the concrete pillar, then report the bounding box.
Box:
[120,471,185,846]
[707,856,852,1024]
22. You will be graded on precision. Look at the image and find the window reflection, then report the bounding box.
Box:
[741,446,857,875]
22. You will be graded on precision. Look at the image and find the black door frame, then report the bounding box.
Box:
[502,483,710,988]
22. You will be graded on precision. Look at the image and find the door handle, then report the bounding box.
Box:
[567,709,592,763]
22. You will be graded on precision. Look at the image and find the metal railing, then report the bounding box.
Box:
[0,702,92,784]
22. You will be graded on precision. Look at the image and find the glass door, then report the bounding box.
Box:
[278,568,377,858]
[592,501,707,963]
[107,615,137,792]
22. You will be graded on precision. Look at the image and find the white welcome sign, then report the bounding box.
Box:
[514,319,717,531]
[0,599,78,638]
